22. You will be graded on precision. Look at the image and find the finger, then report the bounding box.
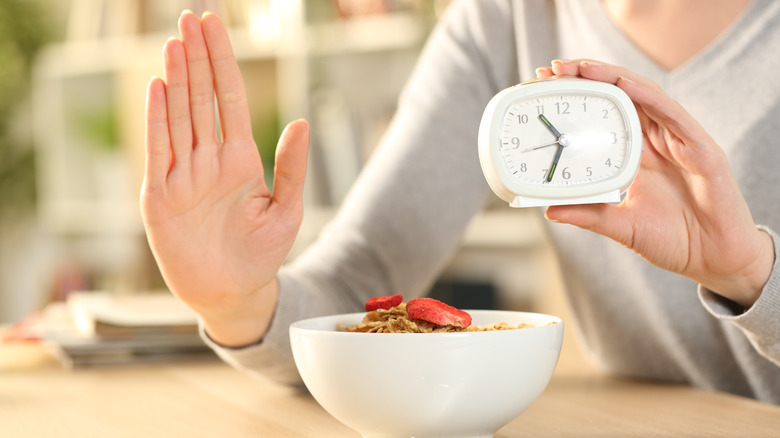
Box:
[272,120,310,207]
[535,66,554,78]
[179,10,216,144]
[577,62,707,144]
[576,62,725,173]
[144,77,172,190]
[163,37,193,164]
[613,75,711,148]
[551,59,579,76]
[631,104,679,170]
[201,12,253,142]
[545,203,635,249]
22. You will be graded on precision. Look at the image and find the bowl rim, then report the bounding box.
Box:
[289,309,563,337]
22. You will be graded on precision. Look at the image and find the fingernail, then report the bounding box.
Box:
[617,75,635,84]
[544,211,560,223]
[535,67,549,77]
[580,60,601,67]
[552,58,571,66]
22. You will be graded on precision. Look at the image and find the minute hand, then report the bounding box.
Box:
[538,114,566,182]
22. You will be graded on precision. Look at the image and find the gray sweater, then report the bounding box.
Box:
[204,0,780,404]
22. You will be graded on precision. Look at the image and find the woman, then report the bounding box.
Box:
[141,0,780,402]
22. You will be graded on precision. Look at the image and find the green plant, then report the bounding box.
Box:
[0,0,52,218]
[253,108,282,190]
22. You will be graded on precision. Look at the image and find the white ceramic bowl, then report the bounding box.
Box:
[290,310,563,438]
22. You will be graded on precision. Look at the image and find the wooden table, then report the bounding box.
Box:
[2,335,780,437]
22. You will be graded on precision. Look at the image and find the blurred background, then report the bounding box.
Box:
[1,0,555,332]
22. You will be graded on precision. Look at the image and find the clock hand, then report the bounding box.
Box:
[521,140,561,153]
[538,113,562,139]
[547,143,565,182]
[538,114,568,182]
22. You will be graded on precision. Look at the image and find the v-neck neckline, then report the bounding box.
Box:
[579,0,768,81]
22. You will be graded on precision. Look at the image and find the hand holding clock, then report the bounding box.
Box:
[536,59,774,309]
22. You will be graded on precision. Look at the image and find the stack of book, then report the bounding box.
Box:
[42,291,214,368]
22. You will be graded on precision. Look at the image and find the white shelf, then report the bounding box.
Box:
[32,6,431,235]
[306,13,427,56]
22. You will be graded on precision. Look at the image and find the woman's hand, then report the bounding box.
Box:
[141,11,309,346]
[536,59,774,308]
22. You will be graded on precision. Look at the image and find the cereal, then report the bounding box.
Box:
[340,296,536,333]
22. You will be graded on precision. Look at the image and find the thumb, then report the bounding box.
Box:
[272,119,310,206]
[546,203,636,249]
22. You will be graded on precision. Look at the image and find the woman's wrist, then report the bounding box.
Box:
[707,229,775,310]
[199,280,280,348]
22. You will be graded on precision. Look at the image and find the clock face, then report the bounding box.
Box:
[498,92,629,187]
[478,78,643,207]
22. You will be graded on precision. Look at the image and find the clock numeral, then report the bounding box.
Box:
[541,167,572,181]
[511,137,520,149]
[602,109,609,119]
[555,102,570,115]
[536,105,544,115]
[518,114,529,124]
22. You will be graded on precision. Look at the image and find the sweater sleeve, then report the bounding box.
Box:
[699,225,780,367]
[201,0,520,385]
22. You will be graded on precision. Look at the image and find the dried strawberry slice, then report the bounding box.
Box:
[365,294,403,311]
[406,298,472,328]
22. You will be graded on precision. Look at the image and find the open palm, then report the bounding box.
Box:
[141,11,309,345]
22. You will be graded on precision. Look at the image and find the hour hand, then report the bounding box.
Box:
[538,114,562,139]
[538,114,566,182]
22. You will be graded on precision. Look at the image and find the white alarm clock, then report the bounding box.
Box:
[478,78,643,208]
